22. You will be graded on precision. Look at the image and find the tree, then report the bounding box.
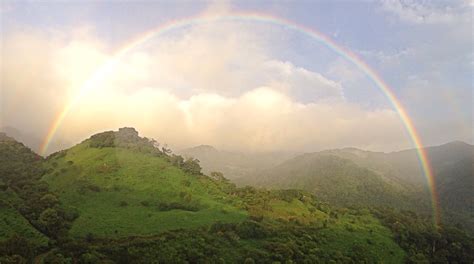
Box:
[210,171,227,182]
[40,193,59,208]
[39,208,62,237]
[1,234,33,259]
[182,158,202,175]
[170,154,184,167]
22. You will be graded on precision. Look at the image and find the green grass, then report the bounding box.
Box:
[41,140,405,262]
[318,212,406,263]
[43,144,247,238]
[0,191,49,246]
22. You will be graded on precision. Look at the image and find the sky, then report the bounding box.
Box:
[1,0,472,154]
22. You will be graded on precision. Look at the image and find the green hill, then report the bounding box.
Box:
[42,129,247,238]
[0,133,51,256]
[250,153,425,210]
[319,142,474,232]
[0,191,49,247]
[0,128,472,263]
[226,142,473,232]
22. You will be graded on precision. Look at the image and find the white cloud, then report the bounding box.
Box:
[1,21,413,154]
[380,0,470,24]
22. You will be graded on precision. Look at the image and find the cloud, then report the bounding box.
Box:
[1,21,412,154]
[60,86,407,152]
[379,0,470,24]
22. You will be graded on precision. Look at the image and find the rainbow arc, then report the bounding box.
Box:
[39,12,440,225]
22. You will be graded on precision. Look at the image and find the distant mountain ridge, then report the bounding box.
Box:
[256,141,474,231]
[0,126,42,153]
[184,141,473,232]
[252,153,422,210]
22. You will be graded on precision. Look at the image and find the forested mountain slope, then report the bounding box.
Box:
[228,142,473,232]
[250,153,427,211]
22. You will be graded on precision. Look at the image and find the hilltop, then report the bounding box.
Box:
[43,128,247,238]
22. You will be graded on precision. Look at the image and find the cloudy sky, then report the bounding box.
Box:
[1,0,472,154]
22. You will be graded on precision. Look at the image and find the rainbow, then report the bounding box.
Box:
[39,12,440,225]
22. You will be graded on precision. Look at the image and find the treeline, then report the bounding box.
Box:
[373,207,474,263]
[0,133,77,260]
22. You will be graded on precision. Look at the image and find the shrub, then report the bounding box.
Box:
[40,193,59,208]
[236,221,268,239]
[87,184,101,192]
[244,258,256,264]
[157,202,200,212]
[0,234,33,259]
[182,180,191,187]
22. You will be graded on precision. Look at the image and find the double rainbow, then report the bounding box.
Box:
[39,12,440,225]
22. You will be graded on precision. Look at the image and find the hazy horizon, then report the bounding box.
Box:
[1,125,472,158]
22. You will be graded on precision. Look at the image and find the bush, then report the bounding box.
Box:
[40,193,59,208]
[87,184,101,192]
[244,258,256,264]
[156,202,200,212]
[236,221,268,239]
[0,234,33,259]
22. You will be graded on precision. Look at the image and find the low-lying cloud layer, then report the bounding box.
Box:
[1,18,410,154]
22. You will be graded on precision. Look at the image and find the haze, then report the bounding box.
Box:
[1,1,472,155]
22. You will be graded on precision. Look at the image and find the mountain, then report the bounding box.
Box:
[249,153,427,210]
[0,126,42,153]
[238,141,473,232]
[0,126,72,155]
[0,133,51,252]
[0,129,472,263]
[320,142,474,230]
[178,145,295,183]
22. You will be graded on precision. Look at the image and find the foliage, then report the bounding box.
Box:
[1,128,472,263]
[0,133,73,247]
[373,207,474,263]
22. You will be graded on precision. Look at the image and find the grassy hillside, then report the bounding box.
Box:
[43,138,247,238]
[1,128,472,263]
[91,207,407,263]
